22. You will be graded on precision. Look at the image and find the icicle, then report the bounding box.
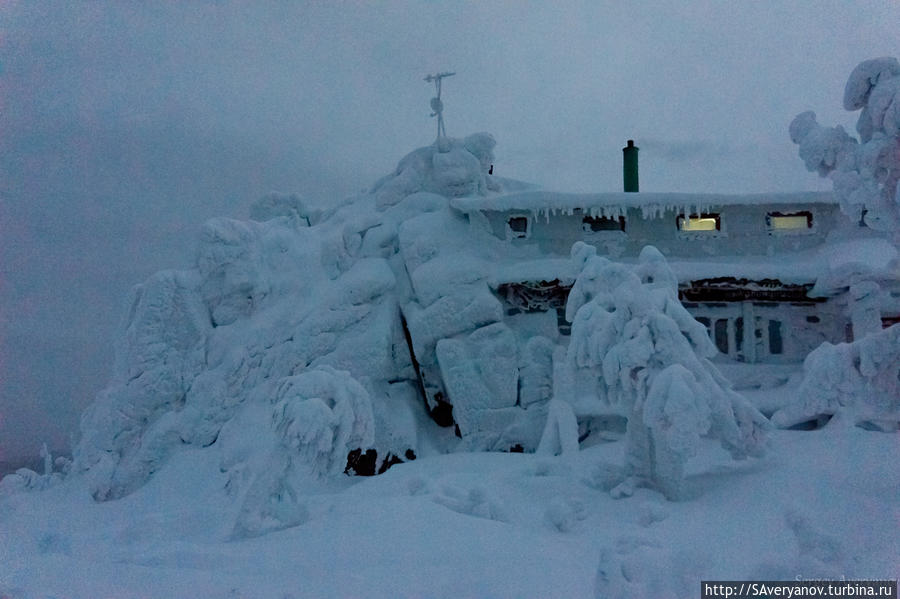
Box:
[41,443,52,476]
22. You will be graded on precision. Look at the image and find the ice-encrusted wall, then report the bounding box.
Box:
[478,201,840,258]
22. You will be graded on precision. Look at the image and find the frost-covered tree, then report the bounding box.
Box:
[772,324,899,431]
[566,243,768,500]
[270,366,374,478]
[227,366,374,538]
[790,57,900,233]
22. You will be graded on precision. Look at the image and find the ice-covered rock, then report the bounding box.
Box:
[59,128,535,506]
[70,179,420,502]
[249,192,317,226]
[75,269,210,500]
[371,133,497,210]
[436,322,519,441]
[519,336,555,407]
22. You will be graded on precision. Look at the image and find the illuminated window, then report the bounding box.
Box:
[583,215,626,232]
[677,213,720,232]
[766,211,812,231]
[506,215,530,239]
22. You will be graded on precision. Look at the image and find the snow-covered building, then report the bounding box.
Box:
[448,137,900,361]
[452,189,846,363]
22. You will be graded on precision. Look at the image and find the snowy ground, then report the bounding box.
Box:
[1,372,897,599]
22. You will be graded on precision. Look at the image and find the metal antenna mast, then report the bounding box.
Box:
[424,71,455,140]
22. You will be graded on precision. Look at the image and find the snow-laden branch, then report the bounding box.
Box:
[791,57,900,232]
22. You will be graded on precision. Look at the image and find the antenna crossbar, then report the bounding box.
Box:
[424,71,456,140]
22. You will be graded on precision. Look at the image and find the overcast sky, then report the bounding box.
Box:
[1,1,898,461]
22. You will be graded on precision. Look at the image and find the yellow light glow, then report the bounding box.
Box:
[770,215,809,229]
[680,217,718,231]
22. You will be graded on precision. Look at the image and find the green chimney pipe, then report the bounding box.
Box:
[623,139,639,192]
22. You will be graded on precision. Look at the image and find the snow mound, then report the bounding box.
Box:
[224,366,373,539]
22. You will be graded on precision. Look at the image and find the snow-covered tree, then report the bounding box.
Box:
[227,366,374,538]
[566,243,768,499]
[271,366,374,478]
[790,57,900,233]
[772,324,900,431]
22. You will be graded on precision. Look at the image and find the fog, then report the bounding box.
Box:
[1,1,897,461]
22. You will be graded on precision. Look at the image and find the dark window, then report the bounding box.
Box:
[735,317,744,354]
[696,316,711,328]
[507,216,529,238]
[806,315,820,323]
[557,307,571,336]
[714,319,729,354]
[677,213,721,232]
[768,320,783,354]
[582,215,625,232]
[881,315,900,328]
